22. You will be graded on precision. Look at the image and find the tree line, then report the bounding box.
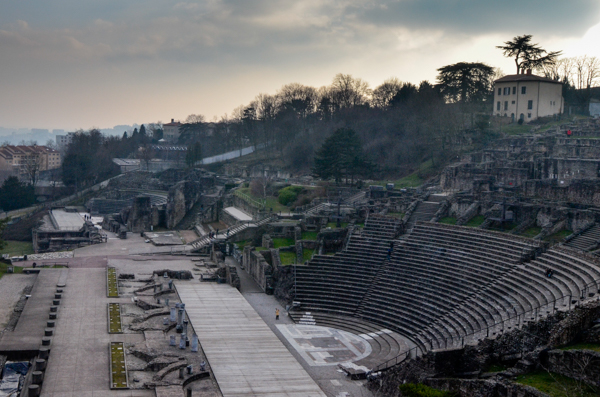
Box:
[59,36,597,188]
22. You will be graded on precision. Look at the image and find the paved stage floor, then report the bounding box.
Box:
[176,282,327,397]
[40,268,150,397]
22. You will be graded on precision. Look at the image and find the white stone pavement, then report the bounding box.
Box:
[176,282,327,397]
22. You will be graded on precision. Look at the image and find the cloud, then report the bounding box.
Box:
[0,1,599,129]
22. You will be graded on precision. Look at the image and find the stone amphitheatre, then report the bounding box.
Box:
[2,118,600,397]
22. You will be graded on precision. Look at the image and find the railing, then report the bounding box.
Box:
[234,190,266,210]
[369,346,421,374]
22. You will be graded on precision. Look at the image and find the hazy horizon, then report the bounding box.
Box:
[2,1,600,131]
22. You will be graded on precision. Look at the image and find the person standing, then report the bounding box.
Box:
[275,308,280,320]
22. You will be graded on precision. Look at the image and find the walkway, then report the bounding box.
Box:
[176,282,327,397]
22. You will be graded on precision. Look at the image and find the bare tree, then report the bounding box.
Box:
[329,73,372,109]
[137,144,155,171]
[185,114,205,123]
[372,78,403,108]
[542,57,574,82]
[23,152,43,186]
[573,56,600,89]
[250,176,273,201]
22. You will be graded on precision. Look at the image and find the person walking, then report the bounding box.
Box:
[275,308,280,320]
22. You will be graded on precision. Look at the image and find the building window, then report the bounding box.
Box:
[504,101,508,111]
[527,100,533,110]
[512,101,515,104]
[512,87,516,95]
[497,101,501,111]
[498,88,502,95]
[504,87,510,95]
[521,86,527,94]
[528,113,532,118]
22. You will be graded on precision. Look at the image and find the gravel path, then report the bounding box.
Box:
[0,274,36,329]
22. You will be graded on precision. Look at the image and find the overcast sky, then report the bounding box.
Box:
[1,0,600,131]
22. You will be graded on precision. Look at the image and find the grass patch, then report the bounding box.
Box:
[501,123,531,136]
[255,246,268,251]
[559,342,600,352]
[108,303,123,334]
[0,241,34,257]
[465,215,485,227]
[301,231,319,240]
[326,222,348,229]
[109,342,128,389]
[279,251,296,265]
[516,370,598,397]
[545,229,572,244]
[235,240,251,249]
[236,187,289,213]
[399,383,457,397]
[522,226,542,238]
[439,217,457,225]
[107,267,119,297]
[272,238,295,248]
[0,262,24,279]
[302,248,315,262]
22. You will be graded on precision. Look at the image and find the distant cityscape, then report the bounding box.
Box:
[0,125,141,145]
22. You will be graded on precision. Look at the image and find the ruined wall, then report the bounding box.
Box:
[423,378,548,397]
[546,349,600,388]
[523,179,600,206]
[242,246,272,291]
[128,196,152,232]
[166,181,202,229]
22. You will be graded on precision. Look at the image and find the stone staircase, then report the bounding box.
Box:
[302,190,367,216]
[406,196,444,227]
[187,215,277,252]
[565,224,600,251]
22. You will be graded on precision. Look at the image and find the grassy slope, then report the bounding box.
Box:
[516,370,598,397]
[0,241,34,257]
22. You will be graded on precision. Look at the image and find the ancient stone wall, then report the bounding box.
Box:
[523,179,600,206]
[548,301,600,347]
[166,181,203,229]
[423,378,548,397]
[242,246,271,291]
[546,349,600,388]
[128,196,152,232]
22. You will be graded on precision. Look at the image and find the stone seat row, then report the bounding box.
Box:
[390,247,556,310]
[407,229,526,263]
[294,220,600,359]
[414,222,534,249]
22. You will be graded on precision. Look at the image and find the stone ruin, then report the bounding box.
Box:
[369,300,600,397]
[110,268,220,395]
[88,169,223,235]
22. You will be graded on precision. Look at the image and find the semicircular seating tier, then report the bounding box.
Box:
[291,218,600,370]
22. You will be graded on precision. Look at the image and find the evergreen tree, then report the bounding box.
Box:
[0,177,35,211]
[497,35,561,74]
[312,128,372,184]
[185,142,203,167]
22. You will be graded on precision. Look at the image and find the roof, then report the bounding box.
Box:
[112,158,140,166]
[494,74,562,85]
[0,145,58,160]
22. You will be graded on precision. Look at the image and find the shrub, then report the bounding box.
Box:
[399,383,456,397]
[277,186,304,206]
